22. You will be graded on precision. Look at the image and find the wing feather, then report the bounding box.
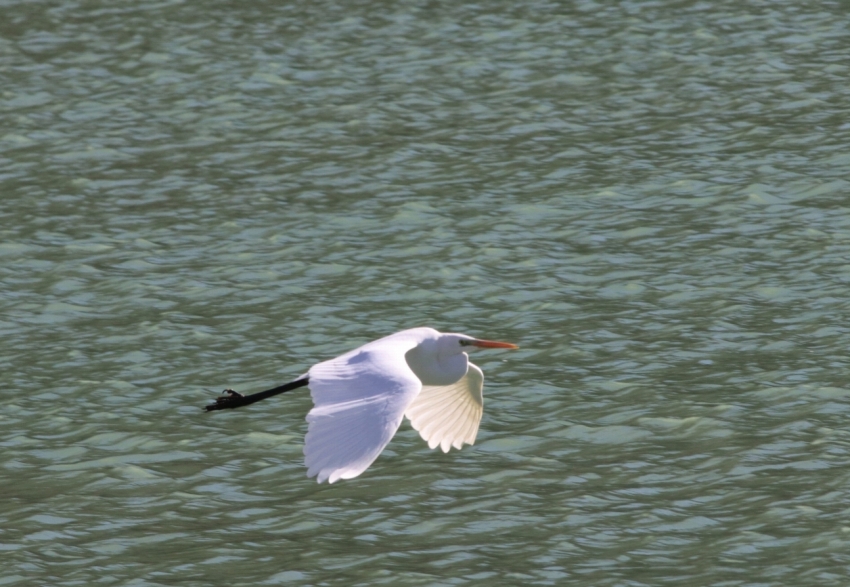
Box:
[429,399,467,451]
[405,362,484,454]
[304,334,423,483]
[453,401,478,450]
[452,403,476,450]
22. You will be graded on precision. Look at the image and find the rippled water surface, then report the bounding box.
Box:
[3,1,850,585]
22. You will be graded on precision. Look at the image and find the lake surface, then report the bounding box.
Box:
[3,1,850,585]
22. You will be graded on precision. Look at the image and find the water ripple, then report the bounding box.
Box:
[3,0,850,585]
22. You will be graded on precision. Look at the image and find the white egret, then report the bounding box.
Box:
[206,327,518,483]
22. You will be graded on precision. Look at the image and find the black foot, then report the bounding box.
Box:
[205,389,246,411]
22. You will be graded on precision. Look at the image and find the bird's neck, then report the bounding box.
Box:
[405,345,468,386]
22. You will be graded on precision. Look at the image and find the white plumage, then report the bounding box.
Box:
[302,327,516,483]
[406,363,484,453]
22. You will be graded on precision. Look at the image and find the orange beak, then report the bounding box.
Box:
[470,338,519,350]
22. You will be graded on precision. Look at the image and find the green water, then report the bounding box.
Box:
[3,1,850,585]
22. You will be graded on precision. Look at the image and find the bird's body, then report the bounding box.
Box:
[206,327,517,483]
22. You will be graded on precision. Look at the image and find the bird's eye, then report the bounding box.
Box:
[459,339,471,346]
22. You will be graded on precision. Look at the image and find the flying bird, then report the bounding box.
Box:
[205,327,518,483]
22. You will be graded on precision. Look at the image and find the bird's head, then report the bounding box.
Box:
[407,329,518,386]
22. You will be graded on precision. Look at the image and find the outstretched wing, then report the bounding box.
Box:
[304,335,423,484]
[405,362,484,453]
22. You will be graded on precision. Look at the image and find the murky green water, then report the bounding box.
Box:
[3,1,850,585]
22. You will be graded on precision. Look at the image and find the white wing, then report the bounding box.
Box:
[304,334,423,484]
[405,362,484,453]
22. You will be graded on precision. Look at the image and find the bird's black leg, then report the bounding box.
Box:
[205,389,248,411]
[204,377,309,412]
